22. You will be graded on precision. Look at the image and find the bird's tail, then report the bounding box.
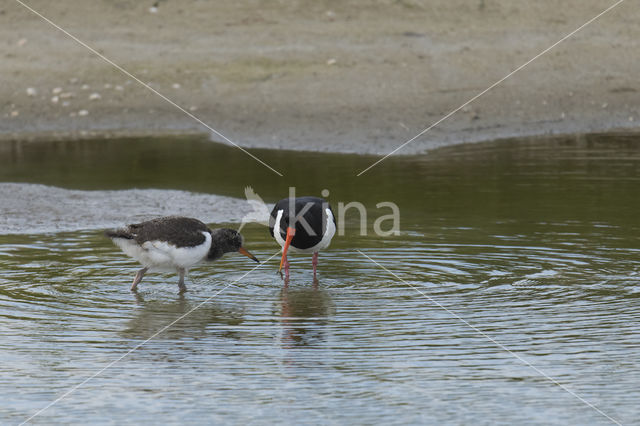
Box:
[104,229,133,239]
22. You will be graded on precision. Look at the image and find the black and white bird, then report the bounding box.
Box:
[269,196,336,278]
[106,216,258,293]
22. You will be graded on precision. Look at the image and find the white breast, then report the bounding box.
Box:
[112,231,212,271]
[273,209,286,248]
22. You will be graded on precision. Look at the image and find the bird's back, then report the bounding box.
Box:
[269,197,336,250]
[126,216,210,247]
[106,216,213,269]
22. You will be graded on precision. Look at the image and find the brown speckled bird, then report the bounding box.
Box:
[106,216,258,293]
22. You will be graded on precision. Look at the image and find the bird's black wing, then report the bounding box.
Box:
[269,197,333,249]
[128,216,210,248]
[294,197,325,248]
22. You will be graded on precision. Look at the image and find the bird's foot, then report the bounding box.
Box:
[284,258,290,279]
[278,258,291,280]
[177,268,187,294]
[130,267,148,292]
[312,252,318,276]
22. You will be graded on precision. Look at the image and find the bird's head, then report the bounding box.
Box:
[210,228,259,262]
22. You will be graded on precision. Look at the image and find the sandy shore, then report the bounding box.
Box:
[1,0,639,154]
[0,183,253,234]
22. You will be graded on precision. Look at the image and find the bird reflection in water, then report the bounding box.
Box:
[121,292,243,340]
[278,279,335,348]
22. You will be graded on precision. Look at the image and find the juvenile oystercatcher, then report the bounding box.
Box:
[106,216,258,293]
[269,196,336,278]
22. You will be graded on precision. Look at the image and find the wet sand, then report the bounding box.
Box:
[0,183,252,234]
[1,0,639,154]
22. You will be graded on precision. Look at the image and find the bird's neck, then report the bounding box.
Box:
[207,229,234,261]
[207,245,223,261]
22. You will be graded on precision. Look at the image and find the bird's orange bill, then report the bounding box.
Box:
[238,247,259,262]
[278,227,296,273]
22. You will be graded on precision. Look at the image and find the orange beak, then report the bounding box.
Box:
[278,227,296,273]
[238,247,259,262]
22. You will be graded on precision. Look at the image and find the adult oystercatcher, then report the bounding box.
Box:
[269,196,336,278]
[106,216,258,293]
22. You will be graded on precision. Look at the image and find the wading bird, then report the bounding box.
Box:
[270,196,336,278]
[106,216,258,293]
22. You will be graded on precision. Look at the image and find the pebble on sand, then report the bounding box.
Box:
[17,38,27,46]
[327,58,337,65]
[172,83,181,89]
[10,110,19,117]
[81,84,90,90]
[89,93,102,101]
[78,110,89,116]
[51,96,59,104]
[52,87,63,95]
[26,87,37,97]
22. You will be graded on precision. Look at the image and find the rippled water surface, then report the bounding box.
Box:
[1,134,640,424]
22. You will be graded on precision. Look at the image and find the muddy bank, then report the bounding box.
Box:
[1,1,638,155]
[0,183,253,235]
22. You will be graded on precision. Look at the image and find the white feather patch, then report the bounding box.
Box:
[112,231,212,270]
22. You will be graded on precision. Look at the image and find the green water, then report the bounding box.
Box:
[1,134,639,424]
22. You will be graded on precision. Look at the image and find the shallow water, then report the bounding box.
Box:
[1,134,640,424]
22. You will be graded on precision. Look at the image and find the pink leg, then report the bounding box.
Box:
[177,268,187,294]
[131,267,148,292]
[284,256,290,278]
[312,252,319,277]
